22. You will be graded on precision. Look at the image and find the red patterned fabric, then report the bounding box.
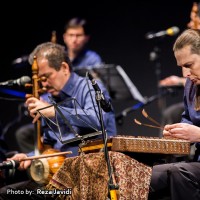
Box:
[46,151,152,200]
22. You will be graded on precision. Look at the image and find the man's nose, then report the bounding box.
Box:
[182,68,191,77]
[186,73,191,78]
[41,81,48,87]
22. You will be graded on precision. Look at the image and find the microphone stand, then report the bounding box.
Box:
[95,90,118,200]
[150,45,166,113]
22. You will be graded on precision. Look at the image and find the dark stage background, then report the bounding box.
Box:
[0,1,194,151]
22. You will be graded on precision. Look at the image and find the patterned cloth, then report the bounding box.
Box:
[46,151,152,200]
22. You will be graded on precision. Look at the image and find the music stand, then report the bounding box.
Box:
[74,64,146,103]
[37,97,102,146]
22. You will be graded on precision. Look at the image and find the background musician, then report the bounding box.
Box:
[63,17,103,69]
[0,42,116,198]
[159,75,186,125]
[149,29,200,200]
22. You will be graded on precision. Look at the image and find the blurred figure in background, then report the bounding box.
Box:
[63,17,103,69]
[159,75,186,125]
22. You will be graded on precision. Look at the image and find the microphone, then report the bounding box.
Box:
[0,160,20,169]
[87,72,112,112]
[0,76,31,86]
[145,26,180,39]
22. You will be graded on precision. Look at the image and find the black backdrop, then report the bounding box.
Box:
[0,0,194,149]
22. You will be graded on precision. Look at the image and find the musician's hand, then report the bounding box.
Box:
[7,153,31,170]
[163,123,200,142]
[26,97,54,123]
[159,75,186,87]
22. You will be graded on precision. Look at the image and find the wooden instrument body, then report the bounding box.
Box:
[111,135,190,155]
[28,57,66,183]
[79,136,190,166]
[30,148,66,184]
[80,136,190,155]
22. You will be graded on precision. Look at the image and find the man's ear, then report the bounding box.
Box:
[61,62,70,74]
[85,35,90,43]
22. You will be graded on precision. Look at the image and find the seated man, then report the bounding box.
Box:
[15,17,104,153]
[149,28,200,200]
[0,42,116,199]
